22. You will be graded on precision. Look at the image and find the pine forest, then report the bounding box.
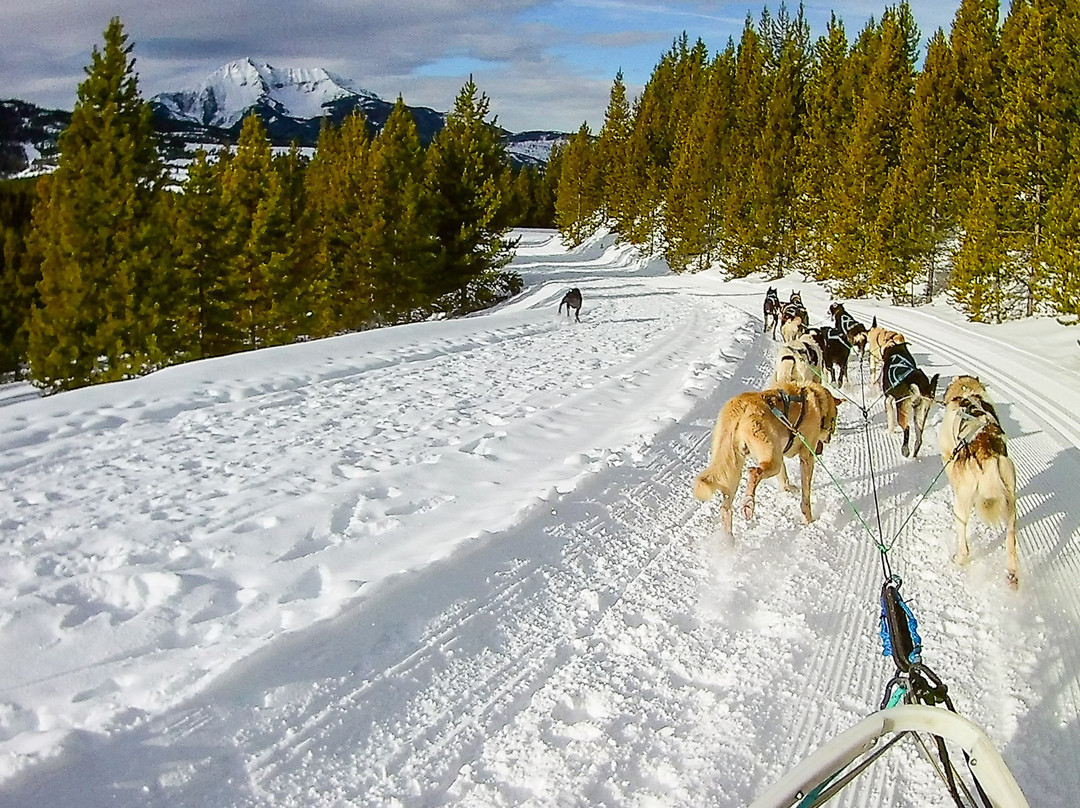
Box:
[554,0,1080,324]
[0,19,555,391]
[2,0,1079,392]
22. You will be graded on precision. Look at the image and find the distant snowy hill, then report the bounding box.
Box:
[1,60,568,178]
[502,130,566,166]
[0,99,67,177]
[148,59,566,166]
[148,58,448,150]
[153,59,381,130]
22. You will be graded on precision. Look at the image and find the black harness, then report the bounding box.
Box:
[837,311,860,335]
[883,350,917,396]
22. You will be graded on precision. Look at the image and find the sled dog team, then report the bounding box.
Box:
[695,288,1020,588]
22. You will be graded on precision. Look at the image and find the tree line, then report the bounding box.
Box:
[0,19,558,390]
[552,0,1080,323]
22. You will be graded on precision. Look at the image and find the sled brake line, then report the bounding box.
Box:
[770,356,998,808]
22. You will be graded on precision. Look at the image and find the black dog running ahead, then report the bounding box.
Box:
[559,288,582,322]
[763,287,781,338]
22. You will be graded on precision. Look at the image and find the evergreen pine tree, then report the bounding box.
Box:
[423,77,514,313]
[597,70,635,234]
[1044,142,1080,319]
[993,0,1074,316]
[266,144,314,339]
[623,36,710,251]
[954,0,1075,320]
[219,114,294,345]
[888,29,963,302]
[752,3,810,275]
[723,15,767,275]
[305,112,377,331]
[554,125,602,246]
[367,98,437,321]
[824,6,918,294]
[1042,6,1080,319]
[665,44,737,272]
[796,15,853,274]
[949,0,1003,210]
[26,17,165,391]
[952,172,1011,321]
[0,178,37,373]
[170,149,243,358]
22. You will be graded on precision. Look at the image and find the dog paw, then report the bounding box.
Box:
[1006,570,1019,589]
[953,553,970,566]
[742,500,755,520]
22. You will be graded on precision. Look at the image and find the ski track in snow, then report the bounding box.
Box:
[0,231,1077,807]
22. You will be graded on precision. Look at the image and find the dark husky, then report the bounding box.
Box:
[881,343,939,458]
[559,288,582,322]
[807,326,853,386]
[763,287,781,338]
[828,302,868,354]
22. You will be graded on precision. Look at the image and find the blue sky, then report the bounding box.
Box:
[1,0,958,134]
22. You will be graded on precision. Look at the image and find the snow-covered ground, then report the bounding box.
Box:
[0,230,1077,807]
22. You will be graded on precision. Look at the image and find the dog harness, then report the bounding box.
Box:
[767,390,806,452]
[883,351,916,395]
[825,327,848,347]
[837,311,859,334]
[951,396,1007,459]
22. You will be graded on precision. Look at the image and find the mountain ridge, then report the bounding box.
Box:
[1,60,568,178]
[153,59,382,129]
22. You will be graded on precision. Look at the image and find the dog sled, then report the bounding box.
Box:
[752,704,1028,807]
[750,579,1029,808]
[725,299,1030,806]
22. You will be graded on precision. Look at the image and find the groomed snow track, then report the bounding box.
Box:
[5,239,1077,808]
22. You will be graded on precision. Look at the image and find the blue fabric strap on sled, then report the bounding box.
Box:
[880,577,922,671]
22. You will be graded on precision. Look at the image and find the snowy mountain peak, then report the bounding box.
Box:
[153,59,380,129]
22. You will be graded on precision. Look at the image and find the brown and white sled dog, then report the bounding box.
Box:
[939,375,1019,588]
[772,335,823,386]
[693,382,842,539]
[779,311,806,343]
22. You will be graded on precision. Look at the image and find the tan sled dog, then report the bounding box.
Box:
[939,375,1019,588]
[866,317,906,382]
[694,382,842,539]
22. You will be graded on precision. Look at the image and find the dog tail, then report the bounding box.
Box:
[975,454,1018,527]
[694,415,741,502]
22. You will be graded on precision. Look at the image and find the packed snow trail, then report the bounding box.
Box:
[0,231,1077,807]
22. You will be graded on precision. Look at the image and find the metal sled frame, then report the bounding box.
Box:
[751,704,1029,808]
